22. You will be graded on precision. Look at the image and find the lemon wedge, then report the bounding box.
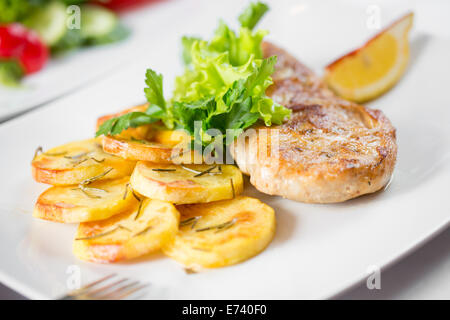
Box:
[324,12,414,103]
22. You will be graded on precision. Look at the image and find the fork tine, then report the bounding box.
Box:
[83,273,116,289]
[58,274,149,300]
[59,273,117,300]
[85,278,129,298]
[113,283,149,300]
[95,280,140,300]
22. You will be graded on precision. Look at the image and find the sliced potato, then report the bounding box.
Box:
[102,135,181,163]
[32,138,135,185]
[97,104,194,163]
[130,162,244,204]
[163,196,276,269]
[153,129,189,146]
[102,129,192,163]
[73,198,180,263]
[33,177,137,223]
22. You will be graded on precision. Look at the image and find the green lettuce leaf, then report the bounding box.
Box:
[173,40,256,102]
[238,1,269,30]
[208,20,268,66]
[181,36,200,65]
[172,55,290,146]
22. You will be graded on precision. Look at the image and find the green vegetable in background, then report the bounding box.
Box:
[0,0,48,23]
[96,1,291,152]
[0,0,87,24]
[1,1,128,55]
[0,60,24,87]
[51,28,84,55]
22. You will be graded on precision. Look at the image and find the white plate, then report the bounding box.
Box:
[0,0,449,299]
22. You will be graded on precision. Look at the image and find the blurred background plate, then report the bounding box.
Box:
[0,0,189,122]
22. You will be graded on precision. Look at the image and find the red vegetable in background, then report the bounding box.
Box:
[0,23,48,75]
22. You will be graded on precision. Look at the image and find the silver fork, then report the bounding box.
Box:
[59,274,149,300]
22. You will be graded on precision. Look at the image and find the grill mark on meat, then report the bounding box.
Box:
[289,104,321,112]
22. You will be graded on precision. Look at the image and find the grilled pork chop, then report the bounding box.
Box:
[231,42,397,203]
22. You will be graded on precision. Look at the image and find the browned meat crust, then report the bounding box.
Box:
[231,42,397,203]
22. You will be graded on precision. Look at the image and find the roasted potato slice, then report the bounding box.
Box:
[73,198,180,263]
[33,177,137,223]
[102,135,182,163]
[163,196,276,269]
[32,138,135,185]
[97,104,194,163]
[130,162,244,204]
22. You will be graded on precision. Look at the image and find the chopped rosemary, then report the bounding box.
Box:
[195,218,237,233]
[90,157,105,163]
[179,217,196,226]
[123,183,141,202]
[75,225,130,241]
[123,183,130,200]
[131,137,150,144]
[214,218,237,233]
[72,156,104,168]
[180,216,201,229]
[132,190,141,201]
[230,178,235,198]
[194,166,217,177]
[208,165,223,176]
[181,166,203,175]
[133,225,152,237]
[80,168,113,186]
[72,158,89,167]
[64,151,89,160]
[182,165,222,177]
[33,146,67,160]
[195,226,213,232]
[33,146,43,160]
[169,149,191,160]
[78,187,102,199]
[118,224,132,232]
[75,168,113,199]
[191,217,200,229]
[152,168,177,172]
